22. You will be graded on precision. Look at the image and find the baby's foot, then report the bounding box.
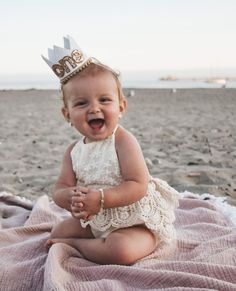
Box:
[45,238,75,250]
[44,238,55,250]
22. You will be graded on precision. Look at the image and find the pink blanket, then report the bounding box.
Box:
[0,192,235,290]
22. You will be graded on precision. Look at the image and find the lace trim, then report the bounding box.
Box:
[81,178,179,243]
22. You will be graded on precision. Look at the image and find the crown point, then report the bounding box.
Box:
[42,35,119,84]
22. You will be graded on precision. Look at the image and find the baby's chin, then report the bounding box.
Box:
[85,130,113,143]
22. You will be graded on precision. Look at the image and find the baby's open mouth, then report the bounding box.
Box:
[88,118,105,130]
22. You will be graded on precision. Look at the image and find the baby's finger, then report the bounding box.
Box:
[72,194,85,204]
[76,186,88,194]
[86,215,94,221]
[74,211,89,220]
[69,189,77,203]
[71,211,81,219]
[73,202,84,208]
[71,205,83,212]
[73,189,82,196]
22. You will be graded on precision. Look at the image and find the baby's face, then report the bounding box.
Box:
[62,71,125,143]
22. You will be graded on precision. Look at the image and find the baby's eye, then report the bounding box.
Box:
[100,97,112,103]
[74,101,87,107]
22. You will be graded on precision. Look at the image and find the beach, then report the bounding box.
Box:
[0,88,235,206]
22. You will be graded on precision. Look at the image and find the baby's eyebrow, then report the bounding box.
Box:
[99,93,113,97]
[71,96,86,101]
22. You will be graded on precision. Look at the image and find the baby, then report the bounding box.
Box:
[42,35,179,265]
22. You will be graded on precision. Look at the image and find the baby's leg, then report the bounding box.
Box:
[45,217,93,248]
[50,225,156,265]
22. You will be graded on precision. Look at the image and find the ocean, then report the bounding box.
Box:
[1,72,236,90]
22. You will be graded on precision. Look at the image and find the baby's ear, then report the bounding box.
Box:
[119,99,127,114]
[61,106,70,123]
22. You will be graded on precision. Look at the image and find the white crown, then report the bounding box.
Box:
[42,35,119,84]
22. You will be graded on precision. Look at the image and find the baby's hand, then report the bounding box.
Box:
[70,186,88,216]
[56,186,81,212]
[71,188,101,220]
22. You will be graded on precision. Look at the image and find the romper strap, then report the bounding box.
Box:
[113,124,119,134]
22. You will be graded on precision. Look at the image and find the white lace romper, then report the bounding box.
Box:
[70,127,179,245]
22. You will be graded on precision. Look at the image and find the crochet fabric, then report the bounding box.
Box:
[71,130,179,244]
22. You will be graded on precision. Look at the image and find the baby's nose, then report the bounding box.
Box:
[89,103,101,113]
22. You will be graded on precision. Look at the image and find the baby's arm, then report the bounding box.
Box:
[52,143,78,211]
[104,127,149,208]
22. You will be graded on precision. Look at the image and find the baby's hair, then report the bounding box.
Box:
[60,63,126,107]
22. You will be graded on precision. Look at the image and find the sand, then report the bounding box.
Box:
[0,88,235,205]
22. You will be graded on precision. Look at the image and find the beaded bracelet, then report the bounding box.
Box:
[99,188,105,211]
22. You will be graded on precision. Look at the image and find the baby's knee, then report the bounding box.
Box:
[105,234,137,265]
[113,246,136,265]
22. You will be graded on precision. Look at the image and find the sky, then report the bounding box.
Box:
[1,0,236,80]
